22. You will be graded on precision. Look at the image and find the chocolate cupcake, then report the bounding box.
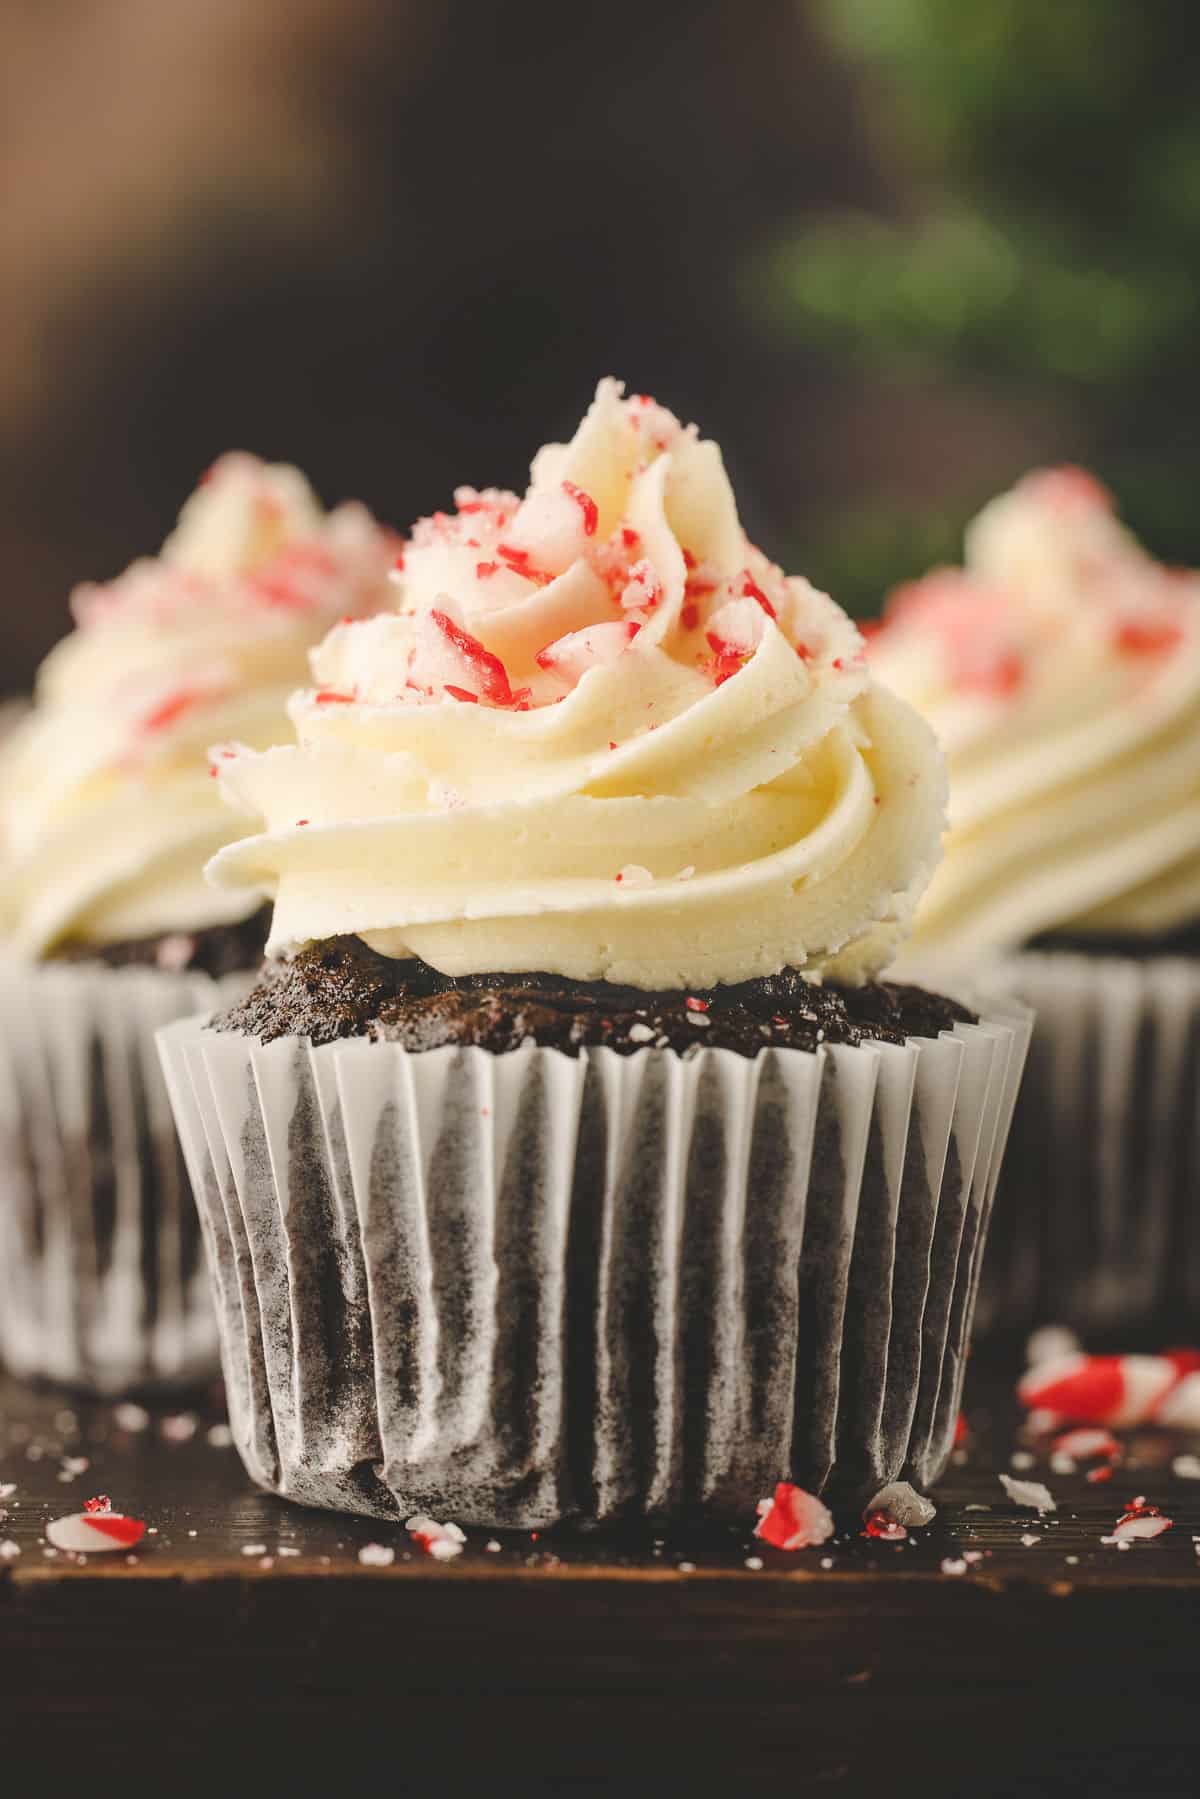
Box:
[159,380,1028,1524]
[871,467,1200,1339]
[0,455,394,1392]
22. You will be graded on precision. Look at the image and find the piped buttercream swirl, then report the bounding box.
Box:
[209,381,946,987]
[2,453,394,956]
[870,467,1200,951]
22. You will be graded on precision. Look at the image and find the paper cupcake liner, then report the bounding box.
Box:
[971,951,1200,1340]
[158,993,1029,1527]
[0,958,250,1394]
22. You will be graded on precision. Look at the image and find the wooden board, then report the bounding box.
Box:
[2,1360,1198,1794]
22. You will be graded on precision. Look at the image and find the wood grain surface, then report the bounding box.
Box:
[2,1360,1198,1794]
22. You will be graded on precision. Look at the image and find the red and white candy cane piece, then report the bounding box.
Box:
[753,1483,834,1551]
[46,1512,146,1553]
[1154,1371,1200,1431]
[1017,1352,1200,1428]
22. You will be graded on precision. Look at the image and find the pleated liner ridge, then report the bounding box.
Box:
[0,959,247,1393]
[159,998,1030,1526]
[975,952,1200,1340]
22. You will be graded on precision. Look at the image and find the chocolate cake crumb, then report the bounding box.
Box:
[214,935,975,1056]
[49,907,272,981]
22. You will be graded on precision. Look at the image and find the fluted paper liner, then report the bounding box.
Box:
[973,951,1200,1339]
[158,995,1029,1526]
[0,959,249,1393]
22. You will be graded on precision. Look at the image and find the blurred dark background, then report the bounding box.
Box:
[3,0,1197,690]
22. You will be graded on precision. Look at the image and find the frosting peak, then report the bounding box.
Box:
[210,381,947,987]
[2,456,394,957]
[870,467,1200,950]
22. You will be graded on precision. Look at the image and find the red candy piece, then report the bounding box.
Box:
[84,1495,111,1514]
[862,1511,907,1542]
[83,1514,146,1547]
[754,1482,834,1552]
[140,688,208,734]
[430,610,513,707]
[740,572,776,619]
[561,481,598,537]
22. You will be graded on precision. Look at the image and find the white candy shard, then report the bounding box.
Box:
[999,1474,1056,1513]
[358,1543,396,1567]
[1025,1325,1081,1368]
[866,1481,937,1528]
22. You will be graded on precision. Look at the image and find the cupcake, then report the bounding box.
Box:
[869,467,1200,1338]
[158,381,1028,1526]
[0,454,395,1392]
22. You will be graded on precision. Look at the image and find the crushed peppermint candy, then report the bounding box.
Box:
[754,1483,835,1551]
[867,1482,936,1528]
[1103,1512,1173,1545]
[406,1515,466,1561]
[358,1543,396,1568]
[998,1474,1056,1513]
[1051,1427,1119,1462]
[627,1022,656,1045]
[46,1511,146,1552]
[160,1414,198,1443]
[862,1512,907,1542]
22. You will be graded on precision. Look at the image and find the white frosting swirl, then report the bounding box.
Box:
[870,467,1200,951]
[209,380,946,987]
[2,454,394,956]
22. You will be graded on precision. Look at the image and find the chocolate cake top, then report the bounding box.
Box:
[214,933,975,1056]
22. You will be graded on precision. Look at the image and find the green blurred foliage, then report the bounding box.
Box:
[761,0,1200,613]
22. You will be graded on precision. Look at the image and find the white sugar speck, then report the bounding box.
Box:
[677,1561,696,1573]
[1009,1450,1035,1471]
[241,1543,267,1557]
[0,1540,19,1560]
[113,1404,149,1433]
[207,1423,234,1449]
[485,1539,502,1554]
[278,1545,300,1558]
[819,1557,834,1570]
[940,1558,967,1576]
[744,1556,764,1571]
[627,1023,655,1044]
[1049,1453,1077,1476]
[1172,1453,1200,1480]
[161,1414,197,1443]
[358,1543,395,1567]
[1020,1534,1041,1548]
